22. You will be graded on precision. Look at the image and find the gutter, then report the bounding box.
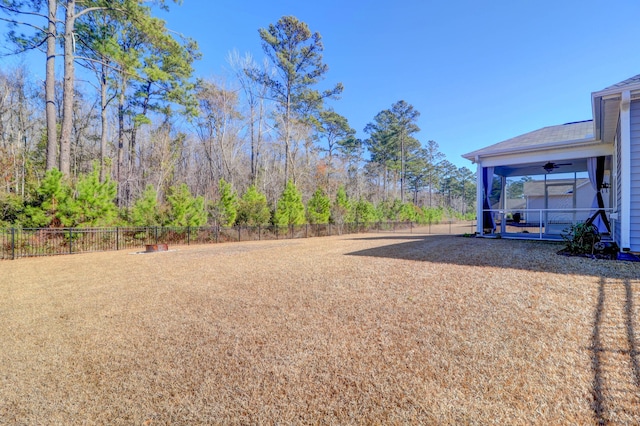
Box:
[463,136,602,163]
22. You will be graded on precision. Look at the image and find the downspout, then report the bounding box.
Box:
[475,156,483,235]
[620,90,631,250]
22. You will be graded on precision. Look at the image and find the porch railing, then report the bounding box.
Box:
[481,208,614,240]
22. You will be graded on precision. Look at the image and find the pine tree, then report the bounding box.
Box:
[250,16,343,184]
[213,178,238,227]
[330,184,351,224]
[307,188,330,224]
[24,168,73,227]
[353,199,376,223]
[398,202,419,222]
[237,185,271,226]
[131,184,160,226]
[274,180,306,226]
[166,184,207,227]
[71,166,118,226]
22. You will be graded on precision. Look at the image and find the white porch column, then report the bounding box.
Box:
[620,90,631,250]
[476,160,483,234]
[500,175,507,234]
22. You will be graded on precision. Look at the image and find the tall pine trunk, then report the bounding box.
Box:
[45,0,57,171]
[59,0,76,177]
[99,62,108,182]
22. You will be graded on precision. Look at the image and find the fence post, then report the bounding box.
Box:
[238,226,241,242]
[187,226,191,245]
[69,228,73,255]
[155,227,158,244]
[258,225,261,241]
[306,224,308,238]
[11,228,15,260]
[116,227,120,251]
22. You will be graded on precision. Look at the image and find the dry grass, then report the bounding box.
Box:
[1,227,639,425]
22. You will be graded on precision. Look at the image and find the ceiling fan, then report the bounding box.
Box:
[543,161,572,173]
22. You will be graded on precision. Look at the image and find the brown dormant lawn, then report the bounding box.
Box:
[1,228,639,424]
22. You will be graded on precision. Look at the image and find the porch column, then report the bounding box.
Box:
[620,90,631,250]
[476,161,483,234]
[500,175,507,234]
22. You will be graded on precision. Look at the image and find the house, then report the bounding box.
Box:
[463,74,640,252]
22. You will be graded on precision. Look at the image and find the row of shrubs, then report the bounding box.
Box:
[0,167,473,229]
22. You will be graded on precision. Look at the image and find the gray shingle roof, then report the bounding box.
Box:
[601,74,640,91]
[462,120,594,159]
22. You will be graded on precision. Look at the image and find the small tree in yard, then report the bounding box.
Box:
[353,199,376,223]
[237,185,271,226]
[307,188,330,224]
[211,178,238,227]
[274,180,306,226]
[71,166,118,227]
[330,184,351,225]
[24,168,74,227]
[398,202,419,222]
[131,185,160,226]
[165,184,207,227]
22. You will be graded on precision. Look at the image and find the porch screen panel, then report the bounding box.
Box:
[482,167,495,230]
[586,156,611,233]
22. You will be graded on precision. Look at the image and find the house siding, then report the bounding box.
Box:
[629,100,640,251]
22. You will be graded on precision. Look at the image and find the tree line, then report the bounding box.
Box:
[0,3,475,228]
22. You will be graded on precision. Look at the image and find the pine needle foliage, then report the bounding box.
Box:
[214,178,238,227]
[71,166,118,227]
[274,180,306,226]
[165,183,207,227]
[237,185,271,226]
[306,188,330,224]
[131,185,161,226]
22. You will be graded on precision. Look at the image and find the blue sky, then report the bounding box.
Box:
[4,0,640,169]
[154,0,640,168]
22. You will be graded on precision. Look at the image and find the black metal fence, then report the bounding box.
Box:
[0,221,432,260]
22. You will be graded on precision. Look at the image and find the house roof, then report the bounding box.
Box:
[523,178,591,197]
[592,74,640,143]
[599,73,640,92]
[462,120,595,160]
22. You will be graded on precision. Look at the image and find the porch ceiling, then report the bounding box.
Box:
[494,156,612,178]
[494,158,589,177]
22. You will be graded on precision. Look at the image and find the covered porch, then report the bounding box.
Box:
[463,120,615,241]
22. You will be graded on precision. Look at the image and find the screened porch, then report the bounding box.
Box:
[480,156,613,241]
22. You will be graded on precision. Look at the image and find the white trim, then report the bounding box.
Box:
[475,144,613,168]
[620,90,631,250]
[592,84,640,99]
[476,162,483,234]
[463,137,600,161]
[500,176,507,234]
[613,130,619,212]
